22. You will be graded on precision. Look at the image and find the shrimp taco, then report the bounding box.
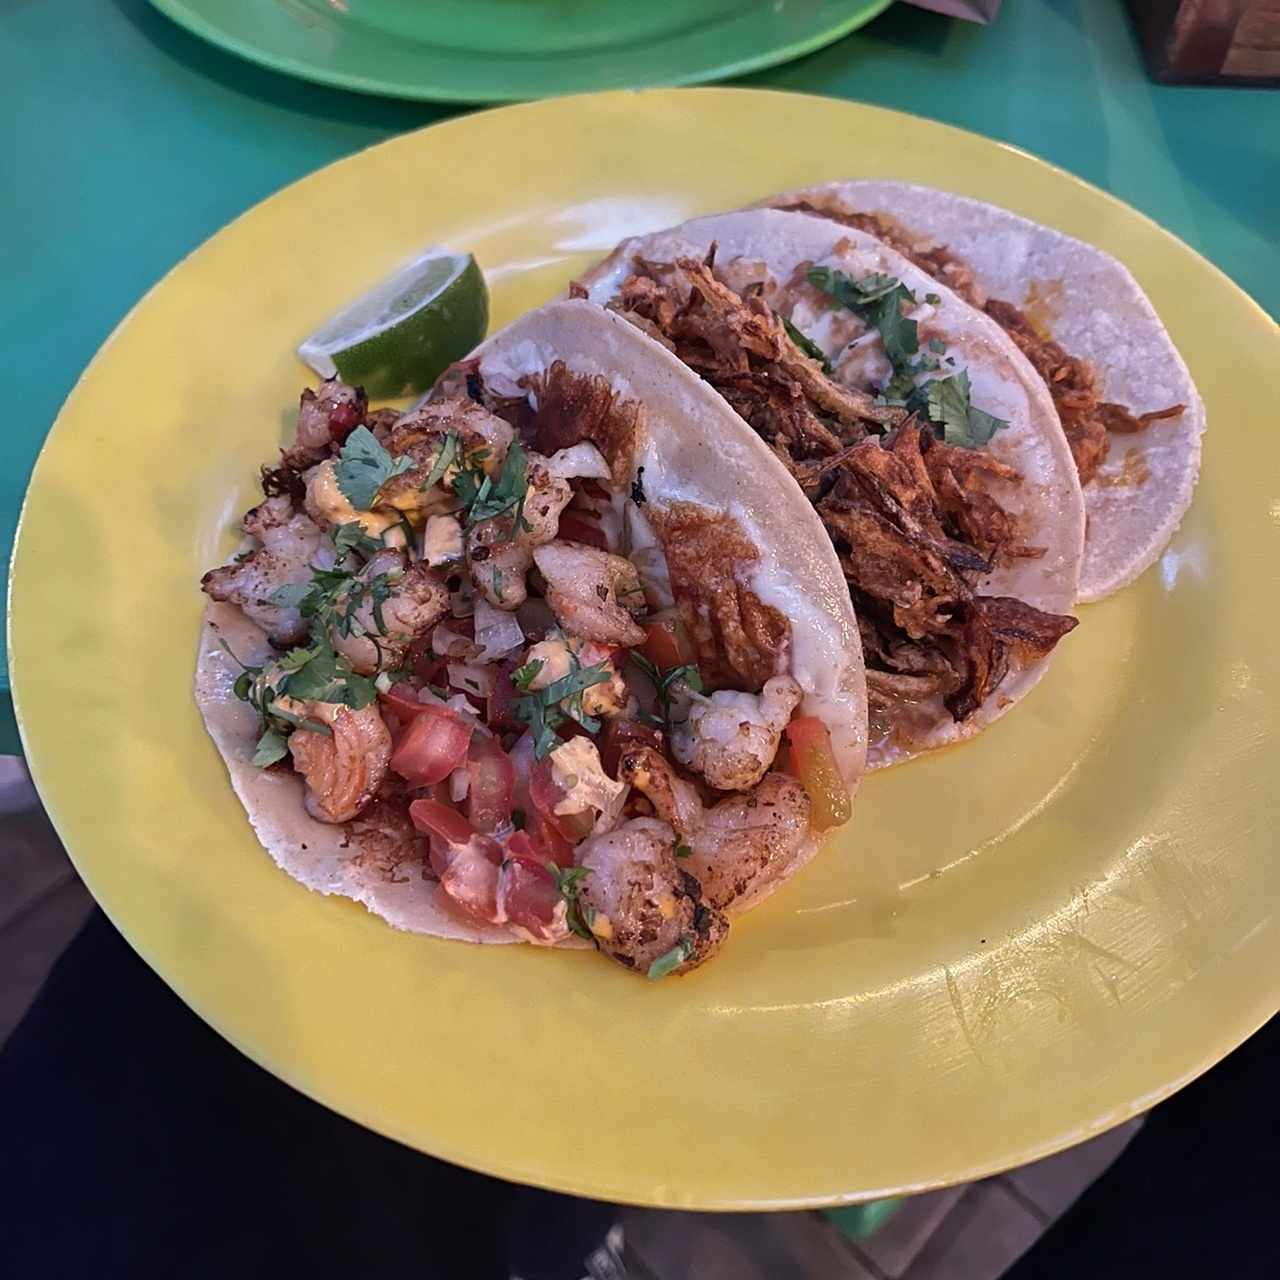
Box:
[197,298,866,979]
[757,182,1204,602]
[575,209,1086,765]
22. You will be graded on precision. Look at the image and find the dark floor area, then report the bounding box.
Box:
[1,910,1275,1279]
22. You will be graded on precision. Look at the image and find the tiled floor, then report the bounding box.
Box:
[1,753,1141,1280]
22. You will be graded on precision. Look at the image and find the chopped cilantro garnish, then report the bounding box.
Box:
[454,439,530,531]
[334,425,414,510]
[629,653,703,729]
[548,864,594,941]
[511,659,544,691]
[512,657,612,759]
[781,314,831,372]
[925,370,1009,450]
[674,842,693,859]
[419,431,460,493]
[808,266,919,367]
[647,936,692,980]
[330,521,382,558]
[778,313,829,373]
[252,727,290,767]
[925,292,942,305]
[808,267,1009,448]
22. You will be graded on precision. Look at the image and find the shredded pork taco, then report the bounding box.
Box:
[758,182,1204,602]
[196,299,866,978]
[576,209,1086,765]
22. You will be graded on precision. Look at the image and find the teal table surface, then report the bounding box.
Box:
[5,0,1278,754]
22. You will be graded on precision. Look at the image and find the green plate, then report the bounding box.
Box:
[147,0,894,103]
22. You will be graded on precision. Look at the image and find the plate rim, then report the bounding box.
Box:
[145,0,895,103]
[10,88,1279,1208]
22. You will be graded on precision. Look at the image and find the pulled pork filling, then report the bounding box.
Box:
[203,364,848,977]
[600,250,1077,749]
[775,202,1186,486]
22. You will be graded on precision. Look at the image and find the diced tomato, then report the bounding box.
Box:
[783,716,852,832]
[391,710,473,787]
[408,798,476,845]
[556,512,610,551]
[378,684,436,722]
[640,617,698,672]
[486,657,522,733]
[497,837,564,941]
[599,717,664,777]
[529,757,595,847]
[503,829,554,872]
[415,655,446,687]
[410,799,505,925]
[531,811,576,868]
[466,736,515,834]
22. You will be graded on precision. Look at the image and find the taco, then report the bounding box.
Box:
[758,182,1204,602]
[197,298,866,979]
[575,208,1086,765]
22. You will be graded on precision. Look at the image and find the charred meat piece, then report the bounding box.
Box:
[576,818,727,975]
[282,379,368,472]
[649,501,789,692]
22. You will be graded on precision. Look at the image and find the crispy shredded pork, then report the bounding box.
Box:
[776,200,1186,486]
[649,502,790,693]
[604,255,1077,738]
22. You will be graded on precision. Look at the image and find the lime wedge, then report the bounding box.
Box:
[298,249,489,398]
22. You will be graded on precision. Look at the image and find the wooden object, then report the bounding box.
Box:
[1128,0,1280,84]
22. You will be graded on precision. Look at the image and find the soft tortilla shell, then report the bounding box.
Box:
[578,210,1086,764]
[761,182,1204,603]
[196,297,867,940]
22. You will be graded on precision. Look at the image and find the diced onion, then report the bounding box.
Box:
[473,597,524,663]
[546,442,611,481]
[432,622,482,660]
[449,766,470,804]
[449,663,497,699]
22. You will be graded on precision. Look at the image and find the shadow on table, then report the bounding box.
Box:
[111,0,454,130]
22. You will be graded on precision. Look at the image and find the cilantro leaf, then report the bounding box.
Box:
[806,267,919,368]
[512,659,544,691]
[466,439,530,528]
[647,936,693,981]
[334,425,413,510]
[548,864,594,941]
[280,644,377,709]
[675,842,693,859]
[330,521,382,557]
[512,660,612,759]
[925,370,1009,450]
[781,315,831,372]
[419,431,460,493]
[270,583,313,609]
[629,653,703,728]
[252,728,290,767]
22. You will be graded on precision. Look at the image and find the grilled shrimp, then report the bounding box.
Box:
[284,379,367,470]
[378,399,516,513]
[576,818,727,975]
[672,675,802,792]
[618,747,812,912]
[284,700,392,824]
[201,495,335,647]
[467,454,572,610]
[532,541,647,646]
[329,549,450,675]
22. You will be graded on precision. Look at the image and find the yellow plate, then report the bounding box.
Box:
[11,90,1279,1208]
